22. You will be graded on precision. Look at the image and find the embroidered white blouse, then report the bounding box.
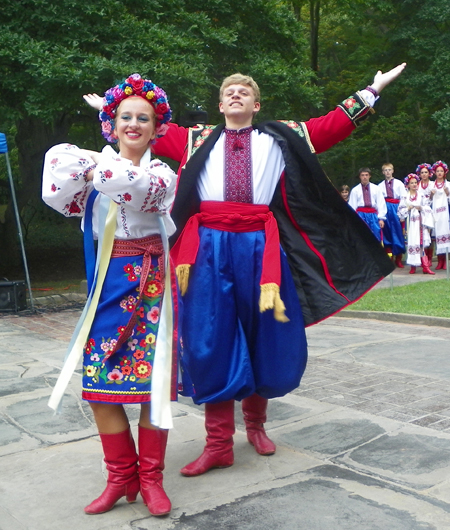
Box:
[42,144,177,239]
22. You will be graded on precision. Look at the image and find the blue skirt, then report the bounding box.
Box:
[179,227,308,404]
[81,253,177,404]
[382,202,405,255]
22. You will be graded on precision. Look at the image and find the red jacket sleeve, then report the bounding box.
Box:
[152,123,189,168]
[305,107,355,154]
[305,92,373,154]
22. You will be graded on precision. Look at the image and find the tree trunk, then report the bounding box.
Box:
[310,0,320,73]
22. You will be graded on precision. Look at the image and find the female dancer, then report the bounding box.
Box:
[430,161,450,270]
[416,163,434,265]
[340,184,350,201]
[42,74,177,516]
[398,174,434,274]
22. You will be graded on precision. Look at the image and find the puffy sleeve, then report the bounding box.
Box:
[348,186,359,211]
[93,146,177,214]
[376,186,387,220]
[397,195,409,221]
[42,143,95,217]
[420,195,434,229]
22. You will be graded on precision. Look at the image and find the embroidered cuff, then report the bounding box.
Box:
[83,164,97,181]
[337,91,375,127]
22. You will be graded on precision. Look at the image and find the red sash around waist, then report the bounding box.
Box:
[385,198,400,204]
[357,207,377,214]
[171,201,288,322]
[171,201,281,288]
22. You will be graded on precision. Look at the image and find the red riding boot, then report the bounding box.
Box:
[84,427,140,515]
[180,400,235,477]
[421,256,435,275]
[138,425,171,516]
[395,254,404,268]
[436,254,445,270]
[425,246,434,266]
[409,266,416,274]
[242,394,276,455]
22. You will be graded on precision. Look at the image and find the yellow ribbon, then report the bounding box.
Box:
[48,200,117,412]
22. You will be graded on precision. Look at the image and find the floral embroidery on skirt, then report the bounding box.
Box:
[82,253,166,404]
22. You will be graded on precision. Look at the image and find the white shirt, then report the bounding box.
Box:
[348,182,387,219]
[378,178,406,200]
[42,144,177,239]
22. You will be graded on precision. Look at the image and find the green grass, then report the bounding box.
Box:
[30,279,85,297]
[348,279,450,318]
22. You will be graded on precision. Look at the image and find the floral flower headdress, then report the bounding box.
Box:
[432,160,449,175]
[100,74,171,144]
[404,173,420,186]
[415,163,432,177]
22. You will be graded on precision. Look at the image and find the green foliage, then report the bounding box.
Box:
[4,0,450,280]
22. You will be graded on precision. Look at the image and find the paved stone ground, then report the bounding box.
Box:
[1,267,450,530]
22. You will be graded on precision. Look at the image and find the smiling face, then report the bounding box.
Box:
[359,171,371,186]
[114,96,156,162]
[219,84,261,128]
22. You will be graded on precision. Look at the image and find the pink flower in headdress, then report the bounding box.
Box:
[154,87,166,99]
[112,86,126,103]
[129,76,144,93]
[156,123,168,137]
[102,121,112,134]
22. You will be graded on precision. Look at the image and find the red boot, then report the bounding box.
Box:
[409,266,416,274]
[180,401,235,477]
[395,255,404,268]
[421,256,435,275]
[84,428,140,515]
[425,246,433,265]
[436,254,444,270]
[242,394,276,455]
[138,425,171,516]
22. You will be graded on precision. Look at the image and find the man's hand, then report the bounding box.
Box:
[379,220,385,229]
[371,63,406,94]
[83,93,103,111]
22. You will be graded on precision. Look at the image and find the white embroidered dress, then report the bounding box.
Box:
[430,180,450,254]
[398,192,433,266]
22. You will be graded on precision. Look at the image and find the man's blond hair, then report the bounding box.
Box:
[219,74,261,102]
[382,162,394,170]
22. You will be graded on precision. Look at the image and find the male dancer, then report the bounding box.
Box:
[349,167,387,242]
[378,163,406,267]
[85,63,405,477]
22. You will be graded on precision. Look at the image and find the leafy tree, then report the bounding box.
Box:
[0,0,318,274]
